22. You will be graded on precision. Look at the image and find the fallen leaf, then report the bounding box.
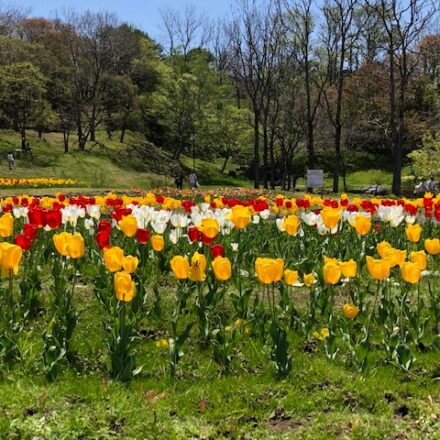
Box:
[198,398,209,413]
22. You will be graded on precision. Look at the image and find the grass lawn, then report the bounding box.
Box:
[0,130,248,191]
[0,129,410,194]
[0,278,439,440]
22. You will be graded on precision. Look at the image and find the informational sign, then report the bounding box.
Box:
[307,169,324,188]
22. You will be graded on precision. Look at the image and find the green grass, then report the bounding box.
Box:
[1,277,439,439]
[0,129,413,194]
[0,130,245,191]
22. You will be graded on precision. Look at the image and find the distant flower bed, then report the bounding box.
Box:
[0,178,77,187]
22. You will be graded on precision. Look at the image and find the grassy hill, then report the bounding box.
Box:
[0,130,247,191]
[0,129,410,194]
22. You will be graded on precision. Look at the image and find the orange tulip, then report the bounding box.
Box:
[323,262,341,285]
[366,256,390,280]
[284,269,299,286]
[410,250,427,271]
[114,271,135,302]
[321,208,341,230]
[343,303,360,319]
[405,224,422,243]
[353,215,371,235]
[255,258,284,284]
[338,259,357,278]
[425,238,440,255]
[401,261,421,284]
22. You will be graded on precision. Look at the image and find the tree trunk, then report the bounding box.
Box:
[63,129,70,154]
[253,110,260,189]
[120,126,126,143]
[221,149,230,173]
[269,130,275,190]
[388,39,399,195]
[305,57,317,170]
[21,126,26,144]
[262,124,268,189]
[236,87,241,109]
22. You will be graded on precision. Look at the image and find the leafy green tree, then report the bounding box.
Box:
[408,132,440,181]
[0,61,47,141]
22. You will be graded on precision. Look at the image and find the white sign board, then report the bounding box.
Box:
[307,169,324,188]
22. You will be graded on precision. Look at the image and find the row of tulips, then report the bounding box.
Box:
[0,191,439,381]
[0,178,77,187]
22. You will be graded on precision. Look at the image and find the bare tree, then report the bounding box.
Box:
[280,0,327,172]
[371,0,437,195]
[226,0,281,188]
[322,0,365,192]
[159,5,211,60]
[0,2,27,35]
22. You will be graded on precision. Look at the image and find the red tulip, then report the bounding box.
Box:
[23,223,37,241]
[136,228,150,244]
[188,226,199,242]
[15,234,32,251]
[98,220,112,234]
[96,230,110,249]
[45,209,62,229]
[211,244,225,259]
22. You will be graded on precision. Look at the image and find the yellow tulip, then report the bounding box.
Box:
[0,243,22,276]
[255,258,284,284]
[323,262,341,285]
[382,248,398,268]
[170,255,189,280]
[366,256,390,280]
[156,339,169,349]
[114,271,135,302]
[401,261,421,284]
[321,208,341,230]
[303,273,316,287]
[103,246,124,272]
[151,235,165,252]
[212,257,232,281]
[284,215,300,236]
[425,238,440,255]
[66,233,85,259]
[338,259,357,278]
[343,303,360,319]
[353,215,371,235]
[377,241,392,258]
[410,250,427,271]
[323,256,338,266]
[229,205,251,229]
[53,232,73,257]
[394,249,407,267]
[189,251,207,282]
[0,213,13,238]
[199,218,219,239]
[122,255,139,273]
[284,269,299,286]
[312,328,329,341]
[118,214,138,237]
[405,223,422,243]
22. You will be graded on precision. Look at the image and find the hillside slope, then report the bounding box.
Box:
[0,130,246,189]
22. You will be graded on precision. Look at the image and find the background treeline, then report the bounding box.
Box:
[0,0,438,194]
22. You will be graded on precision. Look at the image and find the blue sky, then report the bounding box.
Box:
[19,0,233,39]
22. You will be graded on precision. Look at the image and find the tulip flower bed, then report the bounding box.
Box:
[0,191,440,437]
[0,178,78,188]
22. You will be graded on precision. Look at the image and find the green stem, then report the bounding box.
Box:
[366,281,381,338]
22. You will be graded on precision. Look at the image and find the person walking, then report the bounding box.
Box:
[174,171,183,190]
[7,152,14,170]
[189,172,198,189]
[428,177,437,193]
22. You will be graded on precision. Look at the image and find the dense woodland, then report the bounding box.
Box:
[0,0,439,194]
